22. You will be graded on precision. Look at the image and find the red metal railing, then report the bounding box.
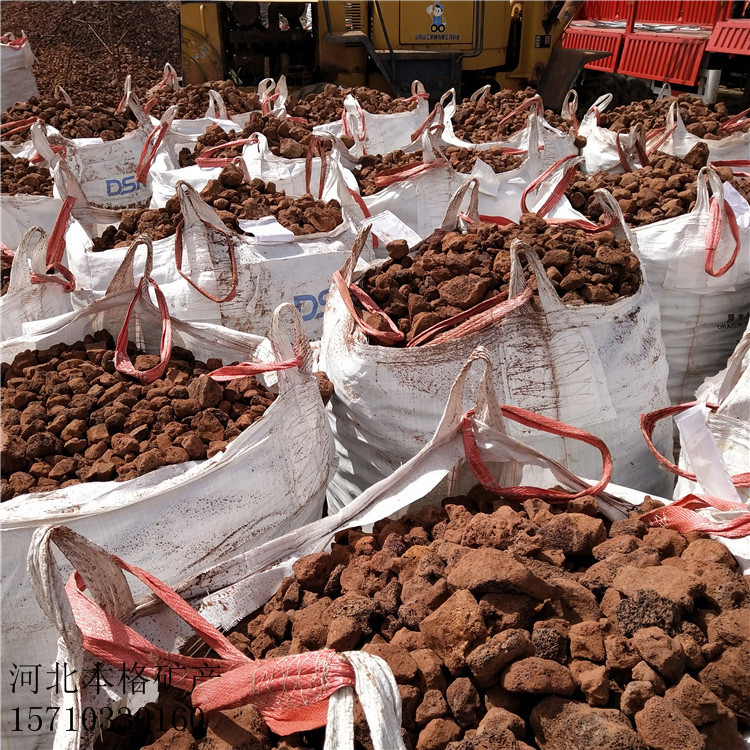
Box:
[561,28,622,71]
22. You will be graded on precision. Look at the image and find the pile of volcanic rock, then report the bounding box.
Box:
[1,95,136,143]
[451,87,575,143]
[0,330,282,501]
[596,94,748,140]
[92,165,344,251]
[99,487,749,750]
[353,146,524,196]
[565,143,750,227]
[142,80,261,119]
[0,152,53,196]
[285,83,422,126]
[178,115,337,168]
[357,214,641,343]
[0,330,334,502]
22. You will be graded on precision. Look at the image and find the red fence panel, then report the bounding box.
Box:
[562,28,623,71]
[577,1,629,21]
[706,19,750,53]
[618,33,707,84]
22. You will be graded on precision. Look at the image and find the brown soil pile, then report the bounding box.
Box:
[357,214,640,344]
[97,489,749,750]
[0,2,181,108]
[1,95,136,142]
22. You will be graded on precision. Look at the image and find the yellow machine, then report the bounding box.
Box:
[181,1,594,108]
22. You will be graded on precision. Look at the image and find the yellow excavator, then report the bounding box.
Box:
[179,1,600,110]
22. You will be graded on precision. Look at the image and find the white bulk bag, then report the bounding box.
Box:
[358,128,470,238]
[314,82,431,157]
[631,168,750,404]
[67,176,371,340]
[577,93,652,175]
[0,33,39,112]
[0,193,63,249]
[320,186,673,512]
[355,119,562,239]
[646,99,750,167]
[28,348,645,750]
[438,87,578,169]
[145,77,284,167]
[0,226,74,339]
[0,273,334,749]
[676,319,750,505]
[149,130,357,209]
[29,101,173,210]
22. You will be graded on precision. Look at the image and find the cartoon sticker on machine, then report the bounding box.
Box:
[427,2,446,33]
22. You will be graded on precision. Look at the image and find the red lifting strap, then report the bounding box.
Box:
[64,556,356,735]
[462,404,613,502]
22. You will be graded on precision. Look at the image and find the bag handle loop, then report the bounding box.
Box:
[113,271,173,384]
[462,404,614,502]
[135,104,178,184]
[495,94,544,139]
[640,402,750,486]
[105,235,154,296]
[7,226,47,294]
[205,89,229,120]
[441,177,480,231]
[431,346,506,444]
[174,181,239,303]
[195,135,260,168]
[695,167,742,278]
[561,89,579,136]
[521,153,584,216]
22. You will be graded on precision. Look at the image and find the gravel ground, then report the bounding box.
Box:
[1,1,181,107]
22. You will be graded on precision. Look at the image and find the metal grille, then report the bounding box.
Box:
[562,28,622,71]
[618,34,707,85]
[634,1,720,26]
[344,2,362,31]
[706,19,750,54]
[577,1,629,21]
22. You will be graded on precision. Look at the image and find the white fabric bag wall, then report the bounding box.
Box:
[359,129,470,238]
[320,188,674,512]
[438,87,578,169]
[29,102,174,210]
[315,83,431,157]
[631,168,750,405]
[27,348,648,750]
[0,226,74,339]
[646,100,750,166]
[0,193,63,249]
[675,320,750,505]
[68,175,371,340]
[0,282,334,749]
[577,94,652,175]
[1,34,39,112]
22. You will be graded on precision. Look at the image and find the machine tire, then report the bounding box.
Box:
[438,24,445,32]
[431,24,438,32]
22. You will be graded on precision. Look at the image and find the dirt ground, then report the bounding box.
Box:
[1,1,182,105]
